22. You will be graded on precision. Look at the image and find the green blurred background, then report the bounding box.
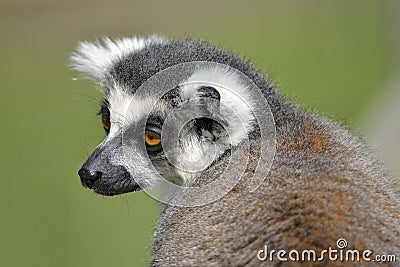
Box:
[1,0,398,266]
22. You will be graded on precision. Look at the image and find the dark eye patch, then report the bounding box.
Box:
[146,115,163,129]
[98,99,111,134]
[160,86,182,108]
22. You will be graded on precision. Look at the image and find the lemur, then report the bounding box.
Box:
[72,36,400,266]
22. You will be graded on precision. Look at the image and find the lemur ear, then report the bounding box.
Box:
[191,86,227,141]
[70,36,166,82]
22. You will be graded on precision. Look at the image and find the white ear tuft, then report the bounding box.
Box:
[70,35,166,81]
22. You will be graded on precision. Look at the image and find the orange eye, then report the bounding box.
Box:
[101,113,110,131]
[145,131,161,146]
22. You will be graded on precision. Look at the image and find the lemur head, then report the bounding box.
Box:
[72,36,267,196]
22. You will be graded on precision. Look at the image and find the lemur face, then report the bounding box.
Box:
[79,89,202,195]
[78,79,240,196]
[73,37,258,196]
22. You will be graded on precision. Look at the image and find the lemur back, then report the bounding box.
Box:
[152,113,400,266]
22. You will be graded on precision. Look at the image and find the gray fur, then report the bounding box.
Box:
[72,37,400,266]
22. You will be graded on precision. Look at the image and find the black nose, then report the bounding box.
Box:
[78,168,102,189]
